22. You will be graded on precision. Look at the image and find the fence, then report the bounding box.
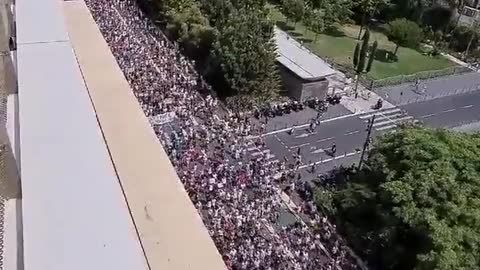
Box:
[325,57,473,90]
[368,66,473,89]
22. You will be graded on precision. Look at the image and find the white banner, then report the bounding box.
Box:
[149,112,175,125]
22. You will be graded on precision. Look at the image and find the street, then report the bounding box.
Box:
[402,90,480,128]
[246,87,480,181]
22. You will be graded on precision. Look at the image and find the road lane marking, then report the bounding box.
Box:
[315,137,335,143]
[358,108,401,119]
[420,105,470,120]
[311,148,325,154]
[373,116,413,127]
[259,113,357,137]
[421,113,436,118]
[251,149,270,157]
[289,142,310,149]
[442,108,456,113]
[298,151,360,169]
[344,130,360,136]
[376,124,397,131]
[274,134,290,150]
[295,132,317,138]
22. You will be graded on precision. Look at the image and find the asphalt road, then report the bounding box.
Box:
[376,71,480,106]
[402,90,480,129]
[252,113,367,172]
[246,88,480,182]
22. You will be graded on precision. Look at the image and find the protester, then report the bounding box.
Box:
[85,1,359,269]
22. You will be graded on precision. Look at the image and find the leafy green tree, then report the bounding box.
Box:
[357,29,370,72]
[450,25,480,52]
[307,0,324,9]
[326,126,480,270]
[304,9,324,41]
[366,40,378,72]
[322,0,354,26]
[197,0,235,26]
[448,0,465,26]
[354,0,390,39]
[211,8,280,102]
[282,0,306,27]
[414,0,435,23]
[353,43,361,68]
[352,29,375,98]
[166,4,216,57]
[387,18,424,55]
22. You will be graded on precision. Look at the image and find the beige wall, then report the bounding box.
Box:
[62,1,226,270]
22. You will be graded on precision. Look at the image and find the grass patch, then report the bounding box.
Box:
[267,4,455,80]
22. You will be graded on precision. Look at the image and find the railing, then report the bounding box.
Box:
[368,66,473,89]
[326,58,473,90]
[0,72,8,270]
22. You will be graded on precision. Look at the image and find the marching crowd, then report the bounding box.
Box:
[86,0,359,269]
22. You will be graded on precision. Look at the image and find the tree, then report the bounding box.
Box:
[449,0,465,29]
[353,43,361,68]
[464,20,480,57]
[450,24,480,52]
[304,9,324,41]
[211,7,280,102]
[326,126,480,270]
[414,0,435,24]
[322,0,354,26]
[366,40,378,72]
[352,29,376,98]
[354,0,391,39]
[166,4,216,57]
[387,18,424,56]
[282,0,306,27]
[357,28,370,72]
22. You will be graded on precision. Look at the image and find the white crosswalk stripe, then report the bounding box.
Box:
[246,146,279,163]
[358,108,417,132]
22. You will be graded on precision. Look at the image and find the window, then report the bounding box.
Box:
[463,7,478,17]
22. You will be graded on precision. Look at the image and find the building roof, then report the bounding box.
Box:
[62,1,227,269]
[16,0,68,44]
[16,0,148,269]
[14,0,227,269]
[275,27,337,81]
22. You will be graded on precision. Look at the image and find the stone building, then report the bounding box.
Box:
[274,28,338,101]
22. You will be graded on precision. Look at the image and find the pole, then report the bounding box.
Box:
[464,19,479,58]
[354,73,360,99]
[358,114,375,170]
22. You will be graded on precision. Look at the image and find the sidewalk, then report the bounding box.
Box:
[337,84,396,114]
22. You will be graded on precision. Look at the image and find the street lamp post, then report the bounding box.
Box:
[358,114,376,170]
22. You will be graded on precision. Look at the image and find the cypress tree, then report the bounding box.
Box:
[366,40,378,73]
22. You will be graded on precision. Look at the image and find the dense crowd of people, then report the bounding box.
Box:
[85,0,360,269]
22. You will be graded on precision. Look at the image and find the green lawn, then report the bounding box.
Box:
[267,4,455,80]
